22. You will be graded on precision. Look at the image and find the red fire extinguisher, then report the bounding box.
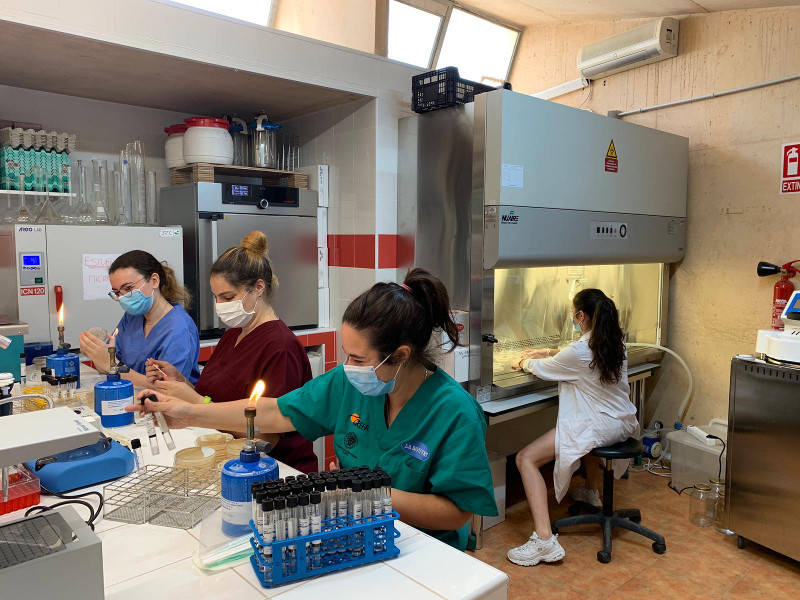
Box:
[757,260,799,330]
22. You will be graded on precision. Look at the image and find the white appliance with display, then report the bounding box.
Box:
[0,225,184,348]
[756,290,800,364]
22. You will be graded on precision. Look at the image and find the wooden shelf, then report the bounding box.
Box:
[170,163,309,189]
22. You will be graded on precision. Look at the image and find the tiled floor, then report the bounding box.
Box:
[468,468,800,599]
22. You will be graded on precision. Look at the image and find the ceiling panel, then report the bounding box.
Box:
[458,0,800,26]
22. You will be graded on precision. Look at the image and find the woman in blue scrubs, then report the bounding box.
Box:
[79,250,200,387]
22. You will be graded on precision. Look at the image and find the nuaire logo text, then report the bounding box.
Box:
[501,210,519,224]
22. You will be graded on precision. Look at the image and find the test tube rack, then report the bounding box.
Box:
[103,464,220,529]
[248,511,401,588]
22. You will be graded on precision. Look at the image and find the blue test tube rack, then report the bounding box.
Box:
[249,511,401,587]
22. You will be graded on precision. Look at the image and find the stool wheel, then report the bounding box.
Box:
[568,504,581,516]
[652,542,666,554]
[551,524,559,535]
[629,515,641,524]
[597,550,612,563]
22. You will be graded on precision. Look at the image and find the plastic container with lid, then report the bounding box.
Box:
[183,117,233,166]
[229,117,250,166]
[163,124,188,169]
[666,423,727,490]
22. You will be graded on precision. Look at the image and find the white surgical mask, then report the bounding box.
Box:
[215,289,256,328]
[344,353,403,396]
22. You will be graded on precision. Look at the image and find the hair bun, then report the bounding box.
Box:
[241,231,268,257]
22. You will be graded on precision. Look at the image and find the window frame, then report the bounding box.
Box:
[389,0,522,80]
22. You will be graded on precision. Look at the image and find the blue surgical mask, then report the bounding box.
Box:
[573,312,583,333]
[344,353,403,396]
[118,283,154,316]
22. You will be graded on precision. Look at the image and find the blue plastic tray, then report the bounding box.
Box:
[249,511,401,587]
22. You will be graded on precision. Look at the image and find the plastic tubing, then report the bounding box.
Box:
[626,343,693,422]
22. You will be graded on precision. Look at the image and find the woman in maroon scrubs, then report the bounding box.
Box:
[145,231,317,473]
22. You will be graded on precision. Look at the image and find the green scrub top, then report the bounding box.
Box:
[277,365,498,550]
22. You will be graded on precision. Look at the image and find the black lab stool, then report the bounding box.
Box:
[552,437,667,563]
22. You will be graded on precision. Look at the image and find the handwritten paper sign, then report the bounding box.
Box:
[82,254,119,300]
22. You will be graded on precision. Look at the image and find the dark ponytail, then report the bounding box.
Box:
[342,268,460,366]
[573,289,625,385]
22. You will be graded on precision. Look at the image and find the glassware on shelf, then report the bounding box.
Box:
[93,184,109,225]
[119,154,133,224]
[58,194,77,225]
[1,192,16,224]
[75,166,96,224]
[100,163,115,225]
[34,189,59,224]
[145,171,157,225]
[114,170,130,226]
[125,141,146,224]
[15,175,33,223]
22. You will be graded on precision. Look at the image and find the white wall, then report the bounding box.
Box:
[0,84,189,191]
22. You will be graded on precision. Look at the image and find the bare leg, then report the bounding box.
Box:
[515,428,556,540]
[584,456,602,492]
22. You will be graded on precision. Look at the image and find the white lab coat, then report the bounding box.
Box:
[523,332,638,502]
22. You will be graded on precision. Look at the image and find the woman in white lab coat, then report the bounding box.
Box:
[506,289,637,567]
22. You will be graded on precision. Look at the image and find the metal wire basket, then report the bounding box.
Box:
[103,465,220,529]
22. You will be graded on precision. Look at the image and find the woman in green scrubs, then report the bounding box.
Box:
[135,269,498,550]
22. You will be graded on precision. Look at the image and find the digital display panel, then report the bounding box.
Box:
[792,296,800,310]
[22,255,41,266]
[231,185,249,197]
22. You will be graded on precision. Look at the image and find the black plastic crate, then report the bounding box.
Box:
[412,67,496,114]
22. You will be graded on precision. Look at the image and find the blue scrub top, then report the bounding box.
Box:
[114,303,200,384]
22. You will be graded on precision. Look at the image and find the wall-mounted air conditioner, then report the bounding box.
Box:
[578,17,679,80]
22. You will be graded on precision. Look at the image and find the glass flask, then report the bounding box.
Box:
[689,483,715,527]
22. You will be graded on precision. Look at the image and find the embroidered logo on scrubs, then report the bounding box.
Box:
[344,432,358,449]
[401,440,430,462]
[350,413,369,432]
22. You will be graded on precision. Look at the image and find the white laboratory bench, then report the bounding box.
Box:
[1,412,509,600]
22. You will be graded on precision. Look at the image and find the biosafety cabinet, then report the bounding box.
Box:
[399,89,688,410]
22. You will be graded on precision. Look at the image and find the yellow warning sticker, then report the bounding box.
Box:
[606,140,617,159]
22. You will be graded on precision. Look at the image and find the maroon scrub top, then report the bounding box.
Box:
[194,319,318,473]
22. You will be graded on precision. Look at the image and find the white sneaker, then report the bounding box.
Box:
[507,532,566,566]
[571,484,602,509]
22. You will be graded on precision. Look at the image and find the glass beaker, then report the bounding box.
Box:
[689,483,715,527]
[714,488,734,535]
[15,175,33,223]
